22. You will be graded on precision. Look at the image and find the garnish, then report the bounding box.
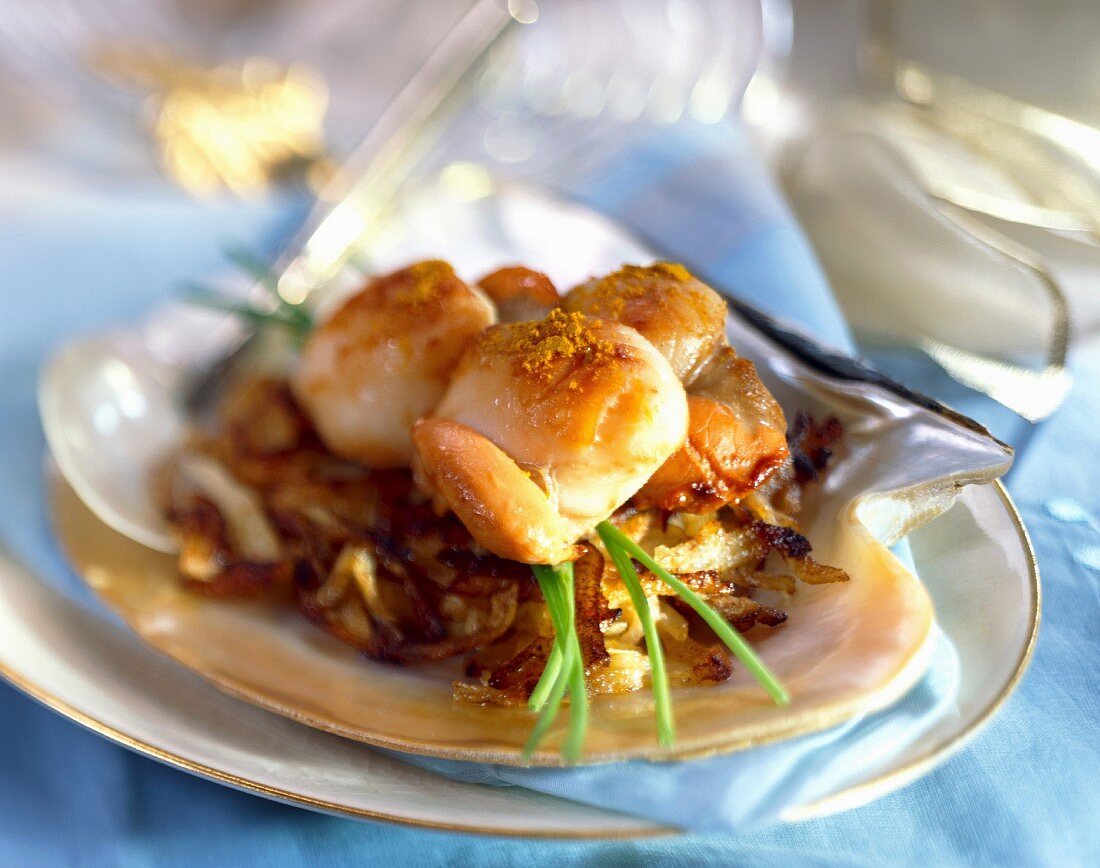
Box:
[486,309,617,380]
[585,262,692,319]
[525,562,587,762]
[527,640,563,711]
[599,529,675,746]
[182,246,314,342]
[392,259,455,306]
[523,519,791,762]
[597,521,790,706]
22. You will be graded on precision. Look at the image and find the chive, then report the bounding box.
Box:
[528,642,563,711]
[181,286,291,324]
[598,526,675,746]
[522,638,575,759]
[526,562,588,763]
[597,521,790,706]
[525,565,573,758]
[556,562,588,763]
[528,565,569,712]
[180,288,259,321]
[223,245,281,294]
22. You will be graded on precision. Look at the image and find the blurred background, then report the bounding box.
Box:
[3,0,1099,429]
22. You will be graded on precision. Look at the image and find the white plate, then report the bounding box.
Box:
[0,476,1037,837]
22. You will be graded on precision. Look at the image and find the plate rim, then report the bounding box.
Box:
[0,479,1039,839]
[786,479,1041,820]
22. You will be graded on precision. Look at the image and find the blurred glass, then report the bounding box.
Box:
[0,0,783,194]
[264,0,784,302]
[0,0,473,180]
[395,0,785,200]
[869,0,1100,130]
[780,0,1100,424]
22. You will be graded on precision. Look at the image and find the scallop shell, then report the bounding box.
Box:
[41,182,1011,765]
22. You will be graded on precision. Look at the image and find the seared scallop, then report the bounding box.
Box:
[562,262,728,383]
[477,266,559,323]
[412,309,688,563]
[567,264,789,512]
[294,260,495,468]
[634,349,790,512]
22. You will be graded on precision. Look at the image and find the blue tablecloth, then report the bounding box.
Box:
[1,127,1098,865]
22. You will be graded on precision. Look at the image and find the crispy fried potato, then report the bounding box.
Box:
[161,372,848,704]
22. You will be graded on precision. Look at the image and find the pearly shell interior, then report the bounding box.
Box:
[41,182,1011,765]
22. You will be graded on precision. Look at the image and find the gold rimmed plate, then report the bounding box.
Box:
[0,476,1036,835]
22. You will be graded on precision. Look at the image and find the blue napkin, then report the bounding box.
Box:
[397,632,958,830]
[1,126,1097,864]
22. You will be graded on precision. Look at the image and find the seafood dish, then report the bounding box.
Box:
[156,260,856,758]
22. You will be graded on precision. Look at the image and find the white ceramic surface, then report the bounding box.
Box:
[0,477,1037,836]
[39,336,184,552]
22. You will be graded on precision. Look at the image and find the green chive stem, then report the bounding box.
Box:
[527,562,588,762]
[223,245,281,293]
[182,285,312,342]
[522,639,575,759]
[557,562,588,762]
[528,565,569,711]
[181,287,291,324]
[525,565,575,759]
[528,641,563,711]
[598,526,675,746]
[597,521,790,706]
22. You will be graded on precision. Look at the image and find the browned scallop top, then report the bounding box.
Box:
[326,261,476,330]
[477,309,624,381]
[562,263,728,381]
[389,259,463,305]
[439,311,680,458]
[309,260,489,376]
[477,266,559,306]
[570,263,691,315]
